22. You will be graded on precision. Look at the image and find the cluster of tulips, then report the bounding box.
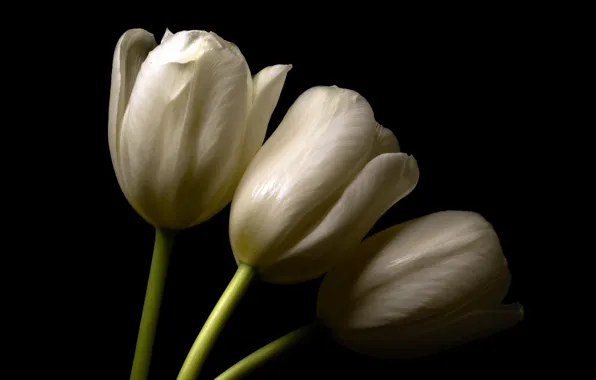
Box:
[109,28,524,380]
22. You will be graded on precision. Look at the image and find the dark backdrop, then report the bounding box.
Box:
[77,8,535,380]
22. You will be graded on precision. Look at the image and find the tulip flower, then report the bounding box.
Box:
[213,211,524,380]
[178,85,419,380]
[229,85,420,284]
[317,210,524,358]
[109,28,291,380]
[109,28,292,229]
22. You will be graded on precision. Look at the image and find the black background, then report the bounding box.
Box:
[70,7,539,380]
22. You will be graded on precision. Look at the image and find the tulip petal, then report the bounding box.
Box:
[186,33,255,223]
[161,28,174,43]
[372,123,400,156]
[413,303,524,356]
[108,29,156,207]
[119,33,249,229]
[243,64,293,170]
[317,211,521,359]
[334,303,524,359]
[230,86,380,267]
[147,30,224,65]
[318,212,509,330]
[260,152,419,284]
[208,32,253,102]
[210,32,243,58]
[200,64,292,221]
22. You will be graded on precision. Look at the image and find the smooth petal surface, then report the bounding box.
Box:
[108,29,156,208]
[242,64,293,171]
[261,153,419,284]
[318,211,509,329]
[203,64,293,220]
[317,210,522,358]
[334,303,524,358]
[230,86,379,268]
[209,31,253,109]
[176,31,254,224]
[119,31,249,229]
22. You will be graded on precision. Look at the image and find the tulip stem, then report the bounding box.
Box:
[177,263,256,380]
[129,227,177,380]
[214,322,321,380]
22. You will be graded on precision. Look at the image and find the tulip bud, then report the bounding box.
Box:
[108,28,291,229]
[317,210,524,358]
[229,86,420,284]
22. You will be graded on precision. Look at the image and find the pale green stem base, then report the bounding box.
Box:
[215,323,320,380]
[177,263,256,380]
[130,227,177,380]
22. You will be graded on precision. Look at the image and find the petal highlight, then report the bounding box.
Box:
[261,153,419,284]
[119,46,249,228]
[230,86,378,268]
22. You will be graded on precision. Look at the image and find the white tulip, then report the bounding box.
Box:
[108,28,291,229]
[229,86,420,284]
[317,210,524,358]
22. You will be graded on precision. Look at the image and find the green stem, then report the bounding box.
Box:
[177,263,256,380]
[130,227,177,380]
[215,323,321,380]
